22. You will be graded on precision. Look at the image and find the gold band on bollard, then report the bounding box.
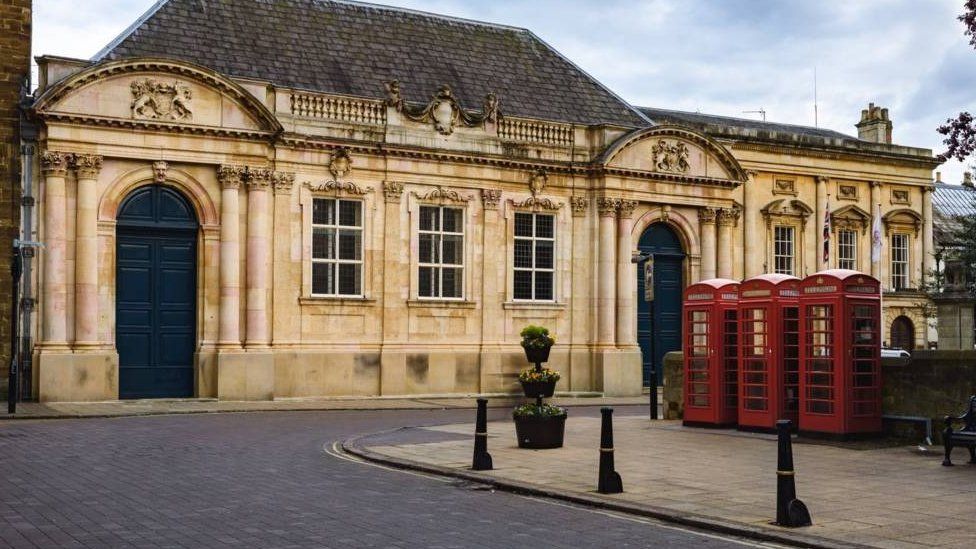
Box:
[776,470,795,476]
[475,431,487,436]
[599,447,614,452]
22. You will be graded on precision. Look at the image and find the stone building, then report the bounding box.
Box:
[0,0,31,397]
[932,175,976,350]
[27,0,938,402]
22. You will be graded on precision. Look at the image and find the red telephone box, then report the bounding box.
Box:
[737,274,801,431]
[798,270,882,436]
[683,279,739,427]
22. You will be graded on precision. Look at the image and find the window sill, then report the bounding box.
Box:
[299,296,377,307]
[406,299,477,309]
[502,301,566,310]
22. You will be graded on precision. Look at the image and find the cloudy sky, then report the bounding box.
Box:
[32,0,976,183]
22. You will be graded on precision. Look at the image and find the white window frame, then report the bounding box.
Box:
[310,197,364,297]
[890,233,910,290]
[773,225,795,276]
[837,229,857,271]
[417,205,465,300]
[513,211,556,302]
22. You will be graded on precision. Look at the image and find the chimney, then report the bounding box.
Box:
[936,171,942,183]
[964,172,974,189]
[856,102,892,144]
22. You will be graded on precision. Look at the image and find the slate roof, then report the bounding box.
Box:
[933,181,976,243]
[95,0,648,128]
[639,107,854,140]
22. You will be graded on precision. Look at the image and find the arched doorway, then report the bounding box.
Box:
[116,185,199,398]
[890,315,916,351]
[636,223,686,386]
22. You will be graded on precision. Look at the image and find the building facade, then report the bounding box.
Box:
[26,0,938,402]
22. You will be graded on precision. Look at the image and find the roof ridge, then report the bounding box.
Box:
[639,105,847,135]
[323,0,530,33]
[92,0,170,61]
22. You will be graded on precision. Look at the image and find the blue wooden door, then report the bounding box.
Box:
[636,224,686,386]
[116,186,198,399]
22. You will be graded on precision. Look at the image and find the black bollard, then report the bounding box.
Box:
[472,398,493,471]
[597,407,623,494]
[775,420,811,527]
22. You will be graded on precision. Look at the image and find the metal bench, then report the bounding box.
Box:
[942,395,976,466]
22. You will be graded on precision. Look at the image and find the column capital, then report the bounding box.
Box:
[246,167,273,190]
[383,181,405,203]
[816,175,830,185]
[717,207,740,226]
[699,206,717,224]
[617,199,637,219]
[71,153,103,180]
[870,180,883,189]
[40,150,70,176]
[570,195,588,217]
[922,185,935,194]
[481,188,501,210]
[218,165,245,189]
[597,197,619,217]
[272,171,295,194]
[744,169,758,181]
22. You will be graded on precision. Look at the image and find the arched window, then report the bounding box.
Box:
[890,316,915,351]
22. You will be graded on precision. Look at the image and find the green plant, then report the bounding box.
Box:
[518,367,561,383]
[519,325,556,349]
[512,403,567,419]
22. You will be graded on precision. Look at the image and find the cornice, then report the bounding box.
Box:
[730,140,941,170]
[38,113,276,141]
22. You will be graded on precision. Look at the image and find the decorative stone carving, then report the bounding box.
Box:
[699,207,717,224]
[71,154,103,179]
[151,160,168,183]
[328,148,352,180]
[661,205,671,223]
[305,180,374,196]
[597,197,619,217]
[651,140,690,173]
[838,184,858,200]
[218,165,245,189]
[246,167,273,190]
[413,186,472,204]
[570,195,588,217]
[512,196,562,211]
[385,81,499,135]
[617,200,637,219]
[383,181,404,203]
[761,198,812,227]
[130,79,193,121]
[481,188,501,210]
[773,178,797,196]
[40,150,70,176]
[717,207,741,226]
[272,171,295,193]
[890,188,910,205]
[529,169,548,196]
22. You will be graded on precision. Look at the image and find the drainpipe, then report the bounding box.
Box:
[17,80,38,401]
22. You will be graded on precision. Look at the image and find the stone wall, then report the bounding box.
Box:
[0,0,30,397]
[882,350,976,437]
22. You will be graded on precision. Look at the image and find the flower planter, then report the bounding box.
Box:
[514,414,566,449]
[523,344,552,364]
[520,380,556,398]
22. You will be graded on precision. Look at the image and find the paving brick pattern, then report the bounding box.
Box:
[0,408,756,548]
[364,415,976,549]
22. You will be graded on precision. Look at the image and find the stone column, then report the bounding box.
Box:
[217,165,243,348]
[922,185,935,284]
[271,171,297,345]
[616,200,637,348]
[597,197,618,346]
[699,207,717,280]
[742,171,759,278]
[716,208,738,279]
[245,168,272,348]
[870,181,882,279]
[72,154,103,348]
[816,176,828,271]
[40,151,70,348]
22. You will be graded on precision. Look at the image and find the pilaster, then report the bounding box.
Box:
[217,165,243,348]
[245,167,272,348]
[596,197,618,346]
[716,207,739,280]
[72,153,103,349]
[40,150,70,349]
[615,200,637,348]
[699,207,717,281]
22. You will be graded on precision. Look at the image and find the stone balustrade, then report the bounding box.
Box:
[289,91,387,125]
[498,117,574,146]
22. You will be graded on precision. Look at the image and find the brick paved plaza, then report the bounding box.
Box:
[354,414,976,549]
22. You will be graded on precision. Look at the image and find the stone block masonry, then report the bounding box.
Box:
[0,0,30,397]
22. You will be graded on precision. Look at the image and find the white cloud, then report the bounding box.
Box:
[31,0,976,181]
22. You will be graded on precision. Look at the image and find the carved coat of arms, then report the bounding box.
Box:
[130,79,193,121]
[651,140,691,173]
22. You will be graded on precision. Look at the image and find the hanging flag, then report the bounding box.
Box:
[871,202,883,263]
[822,196,830,266]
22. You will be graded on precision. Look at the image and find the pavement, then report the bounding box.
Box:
[0,408,772,548]
[344,413,976,549]
[0,394,648,420]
